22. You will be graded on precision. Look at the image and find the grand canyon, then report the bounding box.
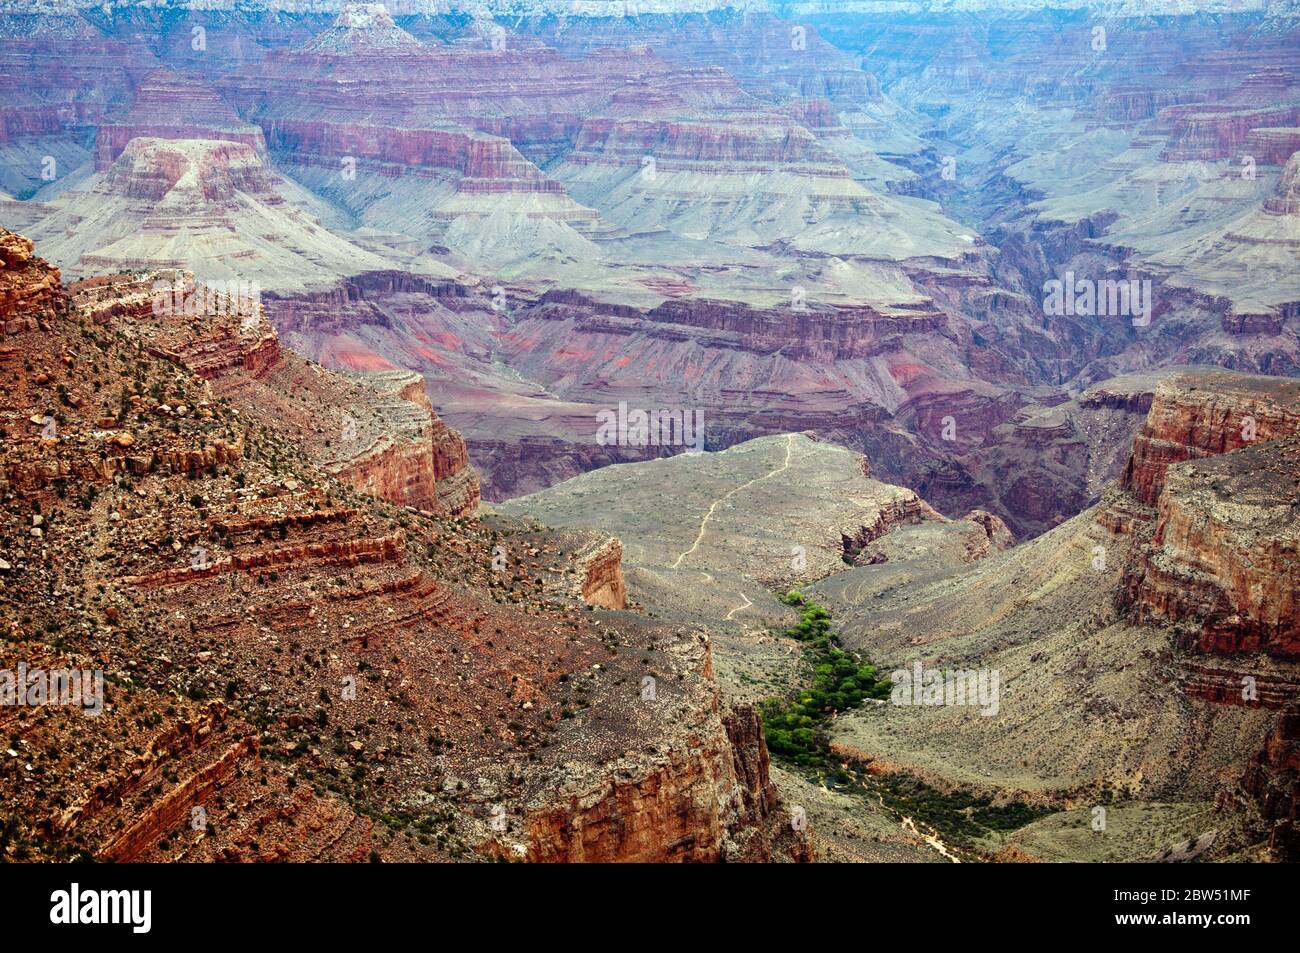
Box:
[0,0,1296,879]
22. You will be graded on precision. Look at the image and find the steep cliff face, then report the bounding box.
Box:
[1108,373,1300,700]
[1245,127,1300,165]
[1120,373,1300,507]
[839,493,945,564]
[322,370,481,517]
[1128,438,1300,657]
[524,695,805,863]
[1160,104,1300,161]
[1264,150,1300,215]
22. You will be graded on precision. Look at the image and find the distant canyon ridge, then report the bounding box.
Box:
[0,1,1297,540]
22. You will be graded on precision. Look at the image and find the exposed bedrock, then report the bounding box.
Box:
[1120,373,1300,507]
[0,226,800,863]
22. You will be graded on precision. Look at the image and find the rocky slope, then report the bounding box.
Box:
[0,227,806,863]
[68,270,481,516]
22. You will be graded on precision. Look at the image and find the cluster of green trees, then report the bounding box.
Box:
[760,594,890,765]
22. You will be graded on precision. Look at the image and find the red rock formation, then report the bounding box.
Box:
[576,537,627,610]
[102,137,275,204]
[841,493,944,563]
[569,114,844,171]
[525,697,806,863]
[959,509,1015,560]
[0,231,67,332]
[643,297,945,362]
[69,272,481,517]
[1120,373,1300,507]
[1108,374,1300,669]
[1160,104,1300,161]
[1126,436,1300,657]
[0,228,801,864]
[1264,150,1300,215]
[326,371,480,516]
[1244,128,1300,165]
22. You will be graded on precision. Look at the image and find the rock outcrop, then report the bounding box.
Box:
[0,231,67,331]
[1120,373,1300,507]
[575,537,627,610]
[1103,373,1300,717]
[0,228,800,864]
[1126,437,1300,657]
[1240,701,1300,860]
[68,271,481,517]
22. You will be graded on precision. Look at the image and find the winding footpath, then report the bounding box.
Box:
[670,434,797,570]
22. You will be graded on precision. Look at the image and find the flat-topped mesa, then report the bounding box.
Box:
[261,121,542,181]
[643,297,944,361]
[1120,372,1300,507]
[256,120,597,232]
[93,70,269,172]
[0,230,68,332]
[26,134,395,289]
[568,115,843,172]
[101,137,276,205]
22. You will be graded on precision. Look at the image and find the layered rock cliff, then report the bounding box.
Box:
[1120,374,1300,507]
[0,231,67,330]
